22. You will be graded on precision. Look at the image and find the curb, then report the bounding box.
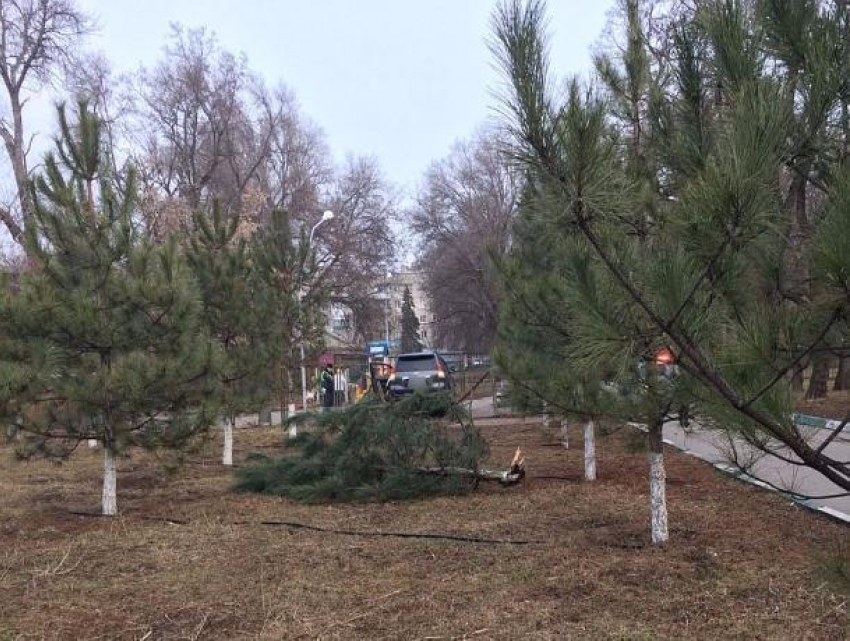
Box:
[793,412,848,436]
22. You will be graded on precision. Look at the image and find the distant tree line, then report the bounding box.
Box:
[0,2,398,344]
[411,131,519,354]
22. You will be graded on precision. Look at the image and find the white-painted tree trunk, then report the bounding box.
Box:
[583,420,596,481]
[560,419,569,448]
[284,403,298,438]
[102,444,117,516]
[222,418,234,467]
[648,424,669,545]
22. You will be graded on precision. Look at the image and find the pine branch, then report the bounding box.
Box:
[815,414,850,455]
[740,309,841,411]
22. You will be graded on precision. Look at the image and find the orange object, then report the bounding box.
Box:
[654,347,675,366]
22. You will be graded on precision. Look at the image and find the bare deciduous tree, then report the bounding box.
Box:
[412,129,519,353]
[258,84,332,217]
[132,26,271,216]
[127,24,399,334]
[0,0,90,242]
[317,156,398,343]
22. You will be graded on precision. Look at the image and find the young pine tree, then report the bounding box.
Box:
[252,209,326,420]
[0,101,219,515]
[492,2,706,544]
[493,0,850,519]
[188,202,276,466]
[400,285,423,352]
[491,187,605,486]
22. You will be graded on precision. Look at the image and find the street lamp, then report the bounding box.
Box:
[310,210,334,244]
[299,210,334,419]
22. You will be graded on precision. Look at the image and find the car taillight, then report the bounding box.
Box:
[435,361,446,378]
[654,347,675,366]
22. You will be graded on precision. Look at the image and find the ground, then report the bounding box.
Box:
[1,417,848,640]
[797,388,850,422]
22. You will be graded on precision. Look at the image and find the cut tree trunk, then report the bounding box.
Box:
[420,448,525,486]
[583,420,596,481]
[806,355,830,400]
[102,443,117,516]
[222,418,234,467]
[560,419,569,448]
[647,421,668,545]
[834,356,850,391]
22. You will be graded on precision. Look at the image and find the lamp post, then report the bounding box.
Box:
[299,210,334,419]
[310,210,335,245]
[384,271,392,352]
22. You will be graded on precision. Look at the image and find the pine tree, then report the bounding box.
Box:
[236,392,488,502]
[252,209,326,421]
[187,202,276,465]
[400,286,423,352]
[491,0,850,525]
[0,101,219,515]
[491,179,609,487]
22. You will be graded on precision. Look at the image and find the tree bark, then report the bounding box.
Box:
[583,420,596,481]
[222,417,234,466]
[560,419,569,448]
[791,361,806,392]
[834,356,850,392]
[288,366,297,438]
[102,443,118,516]
[806,354,830,400]
[647,420,668,545]
[0,88,31,242]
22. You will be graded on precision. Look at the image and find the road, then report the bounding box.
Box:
[469,396,850,520]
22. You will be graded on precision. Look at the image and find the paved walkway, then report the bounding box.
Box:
[660,420,850,520]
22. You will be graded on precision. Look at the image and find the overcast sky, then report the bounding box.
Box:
[70,0,613,192]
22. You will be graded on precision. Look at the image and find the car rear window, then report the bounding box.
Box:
[395,355,437,373]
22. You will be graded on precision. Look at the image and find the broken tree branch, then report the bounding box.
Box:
[418,447,526,486]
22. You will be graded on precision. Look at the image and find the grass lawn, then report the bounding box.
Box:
[1,417,847,639]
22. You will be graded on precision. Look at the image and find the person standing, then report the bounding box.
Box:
[320,364,335,411]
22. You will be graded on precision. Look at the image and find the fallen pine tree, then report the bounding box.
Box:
[235,392,525,502]
[417,447,525,486]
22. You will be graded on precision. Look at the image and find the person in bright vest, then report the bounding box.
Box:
[320,365,335,411]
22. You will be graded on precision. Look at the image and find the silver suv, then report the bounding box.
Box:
[387,352,452,397]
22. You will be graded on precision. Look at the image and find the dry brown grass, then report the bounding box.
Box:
[1,418,848,640]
